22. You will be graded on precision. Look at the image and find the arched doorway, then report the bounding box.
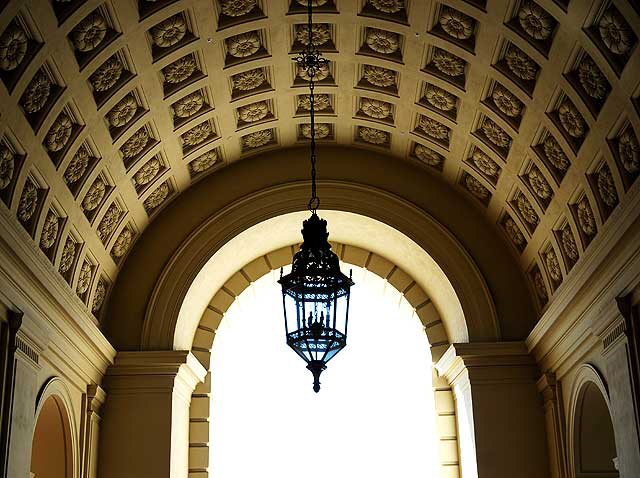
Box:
[210,265,441,478]
[570,366,619,478]
[30,395,73,478]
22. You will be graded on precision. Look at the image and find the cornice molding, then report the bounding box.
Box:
[0,207,116,381]
[526,183,640,372]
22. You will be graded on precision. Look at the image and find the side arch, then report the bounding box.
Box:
[31,378,78,478]
[567,364,619,477]
[186,242,463,478]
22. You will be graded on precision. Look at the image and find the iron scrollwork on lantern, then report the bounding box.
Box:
[279,214,353,392]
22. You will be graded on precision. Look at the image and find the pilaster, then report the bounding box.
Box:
[81,384,106,478]
[436,342,550,478]
[98,351,206,478]
[1,311,42,478]
[595,304,640,477]
[537,372,568,478]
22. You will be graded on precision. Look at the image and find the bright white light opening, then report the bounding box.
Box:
[210,264,440,478]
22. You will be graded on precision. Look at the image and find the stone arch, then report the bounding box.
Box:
[31,378,77,478]
[186,242,462,478]
[106,147,538,351]
[567,364,619,477]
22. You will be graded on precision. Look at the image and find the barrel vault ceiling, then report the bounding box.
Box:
[0,0,639,324]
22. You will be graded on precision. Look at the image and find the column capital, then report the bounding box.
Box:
[435,342,537,385]
[86,384,106,413]
[104,351,206,399]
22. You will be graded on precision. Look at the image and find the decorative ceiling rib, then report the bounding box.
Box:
[0,0,639,324]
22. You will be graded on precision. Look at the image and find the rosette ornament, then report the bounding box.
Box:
[543,136,570,171]
[182,122,213,146]
[227,31,261,58]
[363,65,396,87]
[598,8,635,55]
[425,85,456,111]
[432,48,465,77]
[370,0,403,14]
[558,101,586,138]
[618,128,640,174]
[107,95,138,128]
[464,174,489,200]
[504,217,525,247]
[71,12,107,52]
[0,146,14,190]
[189,150,218,174]
[296,24,330,46]
[597,165,618,207]
[151,15,187,48]
[173,92,205,118]
[518,2,553,40]
[238,101,269,122]
[298,94,330,111]
[471,150,499,178]
[21,72,51,114]
[577,56,608,100]
[76,262,93,295]
[414,144,443,167]
[133,158,161,187]
[163,56,196,84]
[121,128,149,159]
[359,127,388,145]
[577,198,596,236]
[221,0,257,17]
[0,24,28,71]
[233,68,266,91]
[505,47,538,81]
[90,56,123,92]
[144,182,170,210]
[366,28,400,54]
[300,123,330,139]
[360,98,392,119]
[243,129,273,148]
[17,180,38,223]
[44,114,73,152]
[439,8,474,40]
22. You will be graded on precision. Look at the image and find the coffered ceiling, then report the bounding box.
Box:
[0,0,639,325]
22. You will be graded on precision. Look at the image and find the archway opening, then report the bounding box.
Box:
[30,396,72,478]
[575,382,618,477]
[210,265,440,478]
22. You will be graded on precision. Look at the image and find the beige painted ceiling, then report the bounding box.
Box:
[0,0,639,323]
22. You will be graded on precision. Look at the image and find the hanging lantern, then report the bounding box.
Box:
[279,214,353,392]
[279,0,355,392]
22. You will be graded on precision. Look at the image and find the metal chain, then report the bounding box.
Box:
[305,0,319,213]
